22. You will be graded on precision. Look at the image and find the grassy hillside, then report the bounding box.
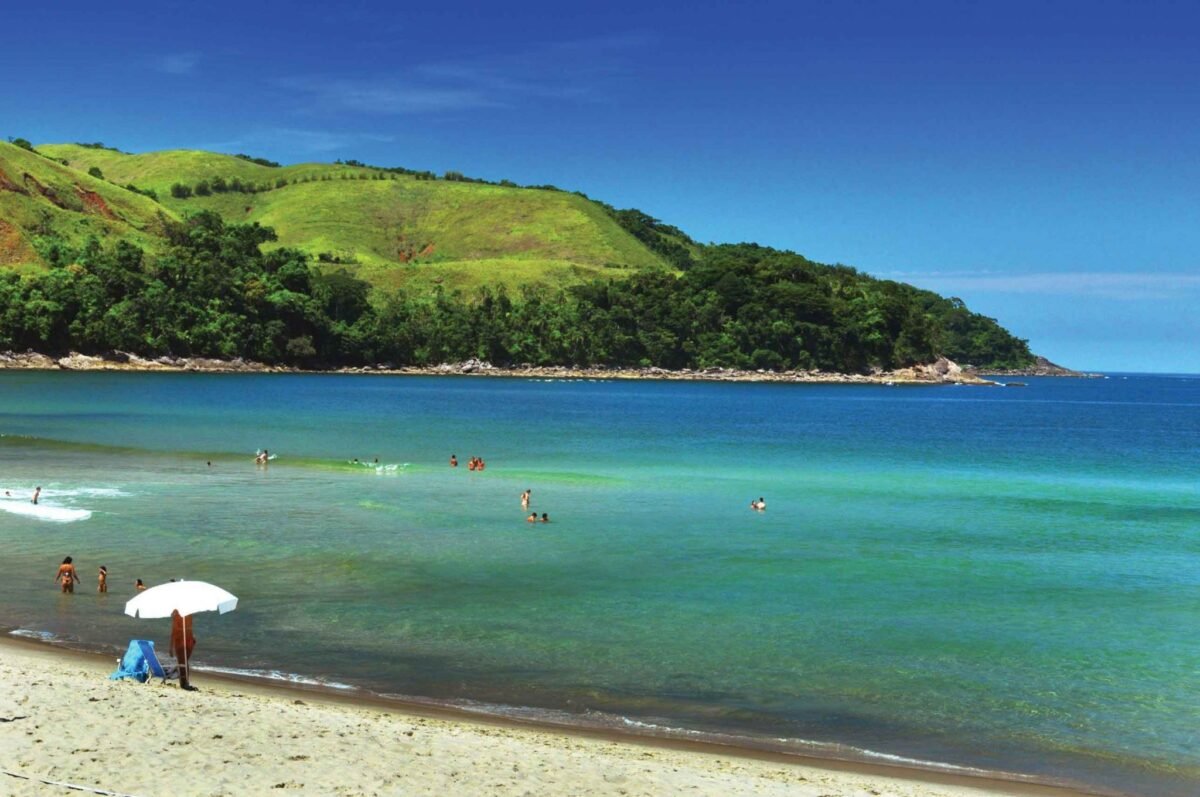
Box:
[40,144,668,292]
[0,142,172,270]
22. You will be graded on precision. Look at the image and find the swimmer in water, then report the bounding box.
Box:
[55,556,80,594]
[32,486,41,505]
[526,512,537,523]
[521,489,531,508]
[98,565,108,593]
[135,578,146,591]
[450,454,458,467]
[540,513,549,523]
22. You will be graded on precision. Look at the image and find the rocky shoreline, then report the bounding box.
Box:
[0,349,1005,385]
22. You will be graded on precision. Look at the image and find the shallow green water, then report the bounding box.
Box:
[0,372,1196,795]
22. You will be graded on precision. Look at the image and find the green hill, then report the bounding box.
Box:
[0,141,172,271]
[40,144,668,292]
[0,138,1035,371]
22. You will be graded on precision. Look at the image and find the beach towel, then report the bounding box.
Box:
[109,639,153,682]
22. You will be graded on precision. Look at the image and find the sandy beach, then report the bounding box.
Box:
[0,637,1096,797]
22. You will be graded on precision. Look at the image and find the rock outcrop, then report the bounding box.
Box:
[969,355,1101,378]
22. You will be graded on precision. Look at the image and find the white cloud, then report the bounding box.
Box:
[276,31,652,115]
[160,53,199,76]
[278,78,499,114]
[204,128,395,156]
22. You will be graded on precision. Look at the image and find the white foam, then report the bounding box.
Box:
[9,629,58,641]
[197,665,358,691]
[0,500,92,522]
[47,487,131,499]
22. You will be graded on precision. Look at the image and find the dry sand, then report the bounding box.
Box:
[0,637,1093,797]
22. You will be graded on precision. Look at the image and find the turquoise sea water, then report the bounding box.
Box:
[0,372,1196,795]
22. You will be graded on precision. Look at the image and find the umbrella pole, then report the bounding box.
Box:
[181,614,189,688]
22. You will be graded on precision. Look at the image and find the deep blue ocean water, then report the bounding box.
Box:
[0,372,1196,795]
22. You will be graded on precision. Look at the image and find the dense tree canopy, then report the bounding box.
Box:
[0,215,1032,371]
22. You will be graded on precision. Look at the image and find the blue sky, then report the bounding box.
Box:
[4,0,1197,371]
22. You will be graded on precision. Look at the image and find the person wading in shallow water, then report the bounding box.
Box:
[55,556,80,593]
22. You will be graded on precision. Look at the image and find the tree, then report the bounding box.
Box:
[170,183,193,199]
[87,166,104,180]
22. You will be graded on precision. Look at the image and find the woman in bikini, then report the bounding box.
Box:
[55,556,80,593]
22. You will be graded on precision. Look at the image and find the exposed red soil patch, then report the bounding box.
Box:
[75,185,120,220]
[397,240,434,262]
[0,219,36,265]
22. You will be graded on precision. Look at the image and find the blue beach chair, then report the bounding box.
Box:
[109,639,178,684]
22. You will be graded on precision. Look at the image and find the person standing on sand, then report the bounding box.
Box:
[171,609,197,690]
[31,486,41,505]
[98,565,108,593]
[55,557,80,593]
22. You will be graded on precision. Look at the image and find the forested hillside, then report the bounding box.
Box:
[0,210,1032,371]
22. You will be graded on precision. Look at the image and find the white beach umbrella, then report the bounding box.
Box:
[124,580,238,685]
[124,580,238,619]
